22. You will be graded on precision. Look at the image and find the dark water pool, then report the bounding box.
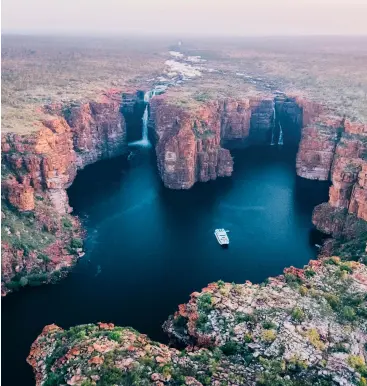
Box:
[2,145,330,385]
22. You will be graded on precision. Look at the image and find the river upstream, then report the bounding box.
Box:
[2,145,330,385]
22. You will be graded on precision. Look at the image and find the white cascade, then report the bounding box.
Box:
[129,90,155,148]
[271,106,276,146]
[278,121,284,145]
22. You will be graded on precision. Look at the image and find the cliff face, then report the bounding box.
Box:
[299,120,367,242]
[152,98,234,189]
[68,99,126,169]
[1,91,127,294]
[151,96,276,189]
[287,96,367,250]
[28,256,367,386]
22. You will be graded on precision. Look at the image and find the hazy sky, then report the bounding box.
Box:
[2,0,367,36]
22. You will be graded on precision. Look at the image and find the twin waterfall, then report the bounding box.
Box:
[271,105,283,146]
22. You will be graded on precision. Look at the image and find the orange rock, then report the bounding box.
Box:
[66,347,81,359]
[4,177,35,211]
[178,304,188,317]
[156,356,168,364]
[88,356,104,365]
[98,322,115,330]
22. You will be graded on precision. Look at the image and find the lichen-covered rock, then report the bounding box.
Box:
[164,257,367,386]
[28,257,367,386]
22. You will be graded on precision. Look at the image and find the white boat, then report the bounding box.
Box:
[214,229,229,246]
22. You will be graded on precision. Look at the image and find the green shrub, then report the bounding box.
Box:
[44,372,65,386]
[217,280,225,288]
[62,218,73,228]
[235,312,256,324]
[261,330,277,343]
[39,253,51,263]
[291,307,305,323]
[243,333,253,343]
[324,257,340,265]
[285,273,303,287]
[330,342,349,353]
[262,321,277,330]
[81,381,94,386]
[70,238,83,249]
[221,341,241,356]
[99,367,124,386]
[12,239,32,256]
[339,264,353,274]
[197,293,213,312]
[108,331,122,342]
[306,329,325,351]
[305,269,316,278]
[348,355,367,376]
[299,286,308,296]
[196,313,209,331]
[341,306,356,321]
[324,293,341,310]
[287,356,308,372]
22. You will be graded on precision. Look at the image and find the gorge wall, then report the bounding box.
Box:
[150,93,367,255]
[2,88,367,295]
[150,96,279,189]
[1,90,128,294]
[296,114,367,247]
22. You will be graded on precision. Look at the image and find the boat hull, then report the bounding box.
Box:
[214,229,230,246]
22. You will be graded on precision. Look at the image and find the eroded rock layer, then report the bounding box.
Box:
[2,87,367,295]
[151,96,278,189]
[1,90,127,294]
[28,256,367,386]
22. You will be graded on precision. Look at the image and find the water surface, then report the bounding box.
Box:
[2,145,330,385]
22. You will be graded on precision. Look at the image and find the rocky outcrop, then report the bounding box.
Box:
[68,98,126,169]
[152,98,234,189]
[308,123,367,242]
[2,177,35,211]
[1,90,127,294]
[28,256,367,386]
[151,96,277,189]
[296,120,340,180]
[291,97,367,244]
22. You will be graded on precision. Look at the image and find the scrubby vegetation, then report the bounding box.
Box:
[1,197,81,293]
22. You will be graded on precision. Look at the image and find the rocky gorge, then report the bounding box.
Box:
[2,69,367,385]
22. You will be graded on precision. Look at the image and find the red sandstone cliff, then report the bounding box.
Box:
[1,90,127,294]
[151,96,276,189]
[296,113,367,237]
[2,87,366,294]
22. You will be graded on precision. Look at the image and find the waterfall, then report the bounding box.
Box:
[271,103,284,146]
[278,121,284,145]
[271,106,276,146]
[140,102,149,145]
[129,90,155,148]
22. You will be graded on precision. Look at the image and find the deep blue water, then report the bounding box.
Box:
[2,145,330,385]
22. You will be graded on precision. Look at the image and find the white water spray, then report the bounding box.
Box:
[271,106,276,146]
[278,121,283,146]
[129,90,156,148]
